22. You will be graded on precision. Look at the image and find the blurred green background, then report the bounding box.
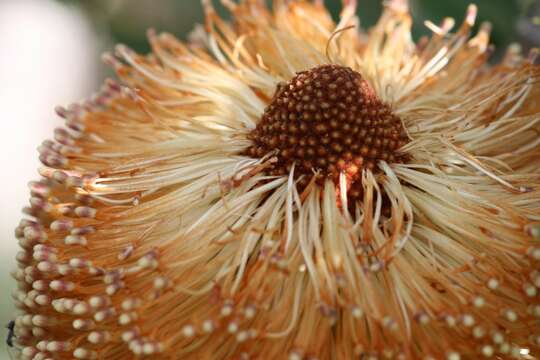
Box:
[57,0,540,59]
[0,0,538,359]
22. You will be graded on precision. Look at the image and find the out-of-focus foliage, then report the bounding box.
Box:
[56,0,539,58]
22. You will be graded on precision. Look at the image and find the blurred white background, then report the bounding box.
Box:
[0,0,103,357]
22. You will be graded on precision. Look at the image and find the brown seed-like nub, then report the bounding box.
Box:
[247,64,409,201]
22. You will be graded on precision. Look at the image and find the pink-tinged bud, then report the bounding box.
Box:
[54,127,76,146]
[46,340,72,352]
[28,181,51,197]
[73,347,97,359]
[73,318,95,331]
[50,219,73,232]
[88,296,110,309]
[16,250,31,264]
[93,307,116,322]
[64,235,87,246]
[71,226,95,235]
[87,330,111,344]
[74,206,96,218]
[49,280,75,292]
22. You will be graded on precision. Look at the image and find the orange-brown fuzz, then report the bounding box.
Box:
[247,65,409,200]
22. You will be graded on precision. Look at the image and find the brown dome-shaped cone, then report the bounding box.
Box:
[247,64,409,201]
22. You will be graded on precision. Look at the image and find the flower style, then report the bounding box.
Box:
[12,0,540,359]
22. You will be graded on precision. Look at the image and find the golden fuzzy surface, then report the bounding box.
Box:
[10,0,540,359]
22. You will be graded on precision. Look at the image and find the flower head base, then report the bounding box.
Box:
[247,64,409,199]
[10,0,540,359]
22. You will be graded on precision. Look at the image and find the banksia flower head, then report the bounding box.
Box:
[11,0,540,359]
